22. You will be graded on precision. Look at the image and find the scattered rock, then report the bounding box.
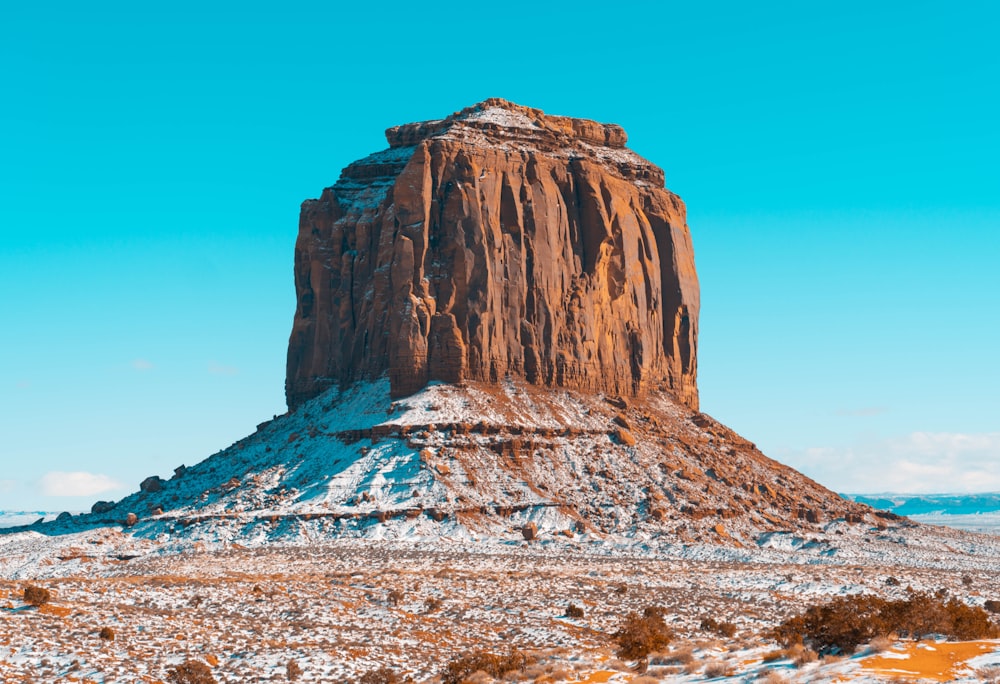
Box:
[614,427,636,447]
[124,513,138,527]
[797,507,822,524]
[605,396,629,410]
[140,476,163,493]
[522,522,539,540]
[91,501,115,515]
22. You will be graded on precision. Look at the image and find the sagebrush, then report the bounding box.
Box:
[614,606,673,660]
[771,591,999,653]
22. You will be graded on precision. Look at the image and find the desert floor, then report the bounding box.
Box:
[3,540,1000,683]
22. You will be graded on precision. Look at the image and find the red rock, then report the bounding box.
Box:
[286,99,699,409]
[614,427,637,447]
[522,522,539,540]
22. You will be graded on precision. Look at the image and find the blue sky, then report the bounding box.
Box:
[2,1,998,511]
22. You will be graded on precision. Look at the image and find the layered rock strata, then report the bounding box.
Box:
[287,99,699,409]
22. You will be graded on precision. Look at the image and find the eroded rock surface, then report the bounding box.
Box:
[287,99,699,408]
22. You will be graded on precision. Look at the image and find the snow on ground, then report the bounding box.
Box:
[2,540,1000,682]
[4,380,1000,681]
[911,512,1000,534]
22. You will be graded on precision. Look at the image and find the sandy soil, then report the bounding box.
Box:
[2,541,1000,683]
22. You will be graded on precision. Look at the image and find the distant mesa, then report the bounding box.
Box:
[285,98,700,410]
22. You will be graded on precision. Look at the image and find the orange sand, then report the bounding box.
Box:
[566,671,619,683]
[860,639,999,681]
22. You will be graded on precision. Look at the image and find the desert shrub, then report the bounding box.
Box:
[358,666,400,684]
[962,574,974,587]
[703,660,732,677]
[977,665,1000,684]
[442,648,531,684]
[700,617,737,638]
[286,658,303,681]
[756,672,789,684]
[566,603,585,618]
[23,585,51,607]
[651,644,693,665]
[167,659,216,684]
[424,597,443,612]
[868,634,894,653]
[985,600,1000,614]
[614,606,674,661]
[788,643,818,666]
[98,626,115,641]
[388,589,404,606]
[760,644,815,667]
[771,592,999,653]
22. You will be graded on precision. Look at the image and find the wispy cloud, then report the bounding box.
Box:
[782,432,1000,494]
[38,471,124,497]
[131,358,155,371]
[0,479,16,494]
[835,406,888,417]
[208,361,239,376]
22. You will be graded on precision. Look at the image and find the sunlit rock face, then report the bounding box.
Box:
[286,99,699,410]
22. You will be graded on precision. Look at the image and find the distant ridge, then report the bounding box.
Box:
[846,493,1000,517]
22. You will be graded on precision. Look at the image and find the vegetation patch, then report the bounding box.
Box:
[772,592,999,653]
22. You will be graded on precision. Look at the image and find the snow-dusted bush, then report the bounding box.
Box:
[23,585,50,607]
[614,606,673,661]
[441,648,532,684]
[167,659,215,684]
[772,592,999,653]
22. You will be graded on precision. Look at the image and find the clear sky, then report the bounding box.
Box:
[2,1,998,511]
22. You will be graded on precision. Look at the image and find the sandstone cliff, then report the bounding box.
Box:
[286,99,699,409]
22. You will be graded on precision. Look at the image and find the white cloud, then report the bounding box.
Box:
[38,471,124,497]
[208,361,239,376]
[781,432,1000,494]
[131,359,154,371]
[0,479,16,494]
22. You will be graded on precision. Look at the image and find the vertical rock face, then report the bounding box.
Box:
[286,99,699,410]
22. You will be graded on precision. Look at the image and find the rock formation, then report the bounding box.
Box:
[286,99,699,410]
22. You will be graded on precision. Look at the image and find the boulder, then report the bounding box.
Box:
[140,476,163,493]
[91,501,115,515]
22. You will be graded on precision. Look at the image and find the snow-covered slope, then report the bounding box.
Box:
[6,378,1000,577]
[5,379,869,548]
